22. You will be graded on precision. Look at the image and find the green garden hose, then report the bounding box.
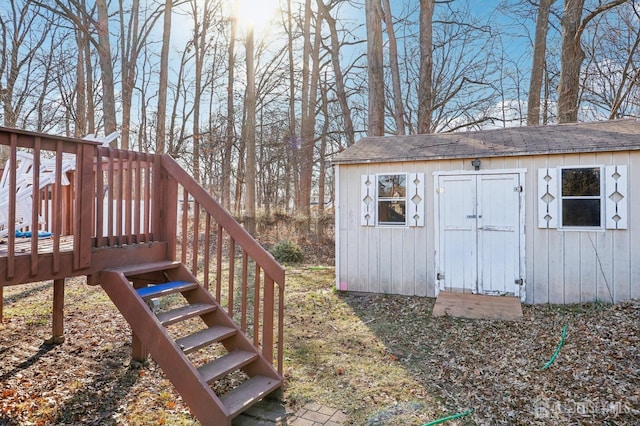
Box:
[423,409,474,426]
[541,325,568,370]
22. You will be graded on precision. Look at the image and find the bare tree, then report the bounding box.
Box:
[417,0,434,133]
[316,0,357,146]
[190,0,217,183]
[223,0,238,211]
[381,0,406,134]
[557,0,627,123]
[0,0,51,129]
[118,0,163,150]
[366,0,384,135]
[527,0,555,125]
[245,24,257,235]
[580,1,640,119]
[95,0,117,137]
[156,0,172,153]
[297,0,319,223]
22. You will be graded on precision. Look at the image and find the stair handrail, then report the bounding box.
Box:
[160,155,285,285]
[160,154,285,373]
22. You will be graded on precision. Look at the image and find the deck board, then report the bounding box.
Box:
[432,291,523,320]
[0,235,75,257]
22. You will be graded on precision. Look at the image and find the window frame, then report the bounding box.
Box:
[558,165,605,230]
[376,173,408,227]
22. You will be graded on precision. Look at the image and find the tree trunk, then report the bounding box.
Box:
[557,0,585,123]
[366,0,384,136]
[557,0,626,123]
[527,0,553,126]
[317,0,356,146]
[96,0,118,140]
[298,0,313,222]
[118,0,141,150]
[286,0,298,213]
[191,0,210,184]
[417,0,433,134]
[244,27,257,236]
[84,6,96,135]
[223,1,237,212]
[381,0,406,135]
[156,0,172,153]
[74,23,87,137]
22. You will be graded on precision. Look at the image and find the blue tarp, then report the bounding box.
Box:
[15,230,53,238]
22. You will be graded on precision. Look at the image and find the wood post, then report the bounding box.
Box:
[0,286,3,322]
[131,332,147,363]
[46,278,65,344]
[131,280,148,362]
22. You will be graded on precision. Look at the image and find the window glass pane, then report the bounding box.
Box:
[562,168,600,196]
[562,199,601,227]
[378,201,406,224]
[378,174,406,198]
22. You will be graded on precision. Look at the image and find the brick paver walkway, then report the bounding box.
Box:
[232,400,346,425]
[288,402,347,425]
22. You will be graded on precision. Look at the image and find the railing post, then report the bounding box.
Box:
[74,143,95,270]
[152,155,177,260]
[262,275,275,365]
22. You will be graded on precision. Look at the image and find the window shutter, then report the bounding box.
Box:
[408,172,425,227]
[605,165,627,229]
[538,168,558,228]
[361,174,375,226]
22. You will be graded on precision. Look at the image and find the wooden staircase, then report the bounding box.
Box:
[100,260,282,425]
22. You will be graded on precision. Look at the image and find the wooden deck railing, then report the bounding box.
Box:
[0,128,98,280]
[0,127,285,374]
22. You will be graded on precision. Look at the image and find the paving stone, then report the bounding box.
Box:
[300,410,331,423]
[329,411,347,423]
[318,406,337,416]
[243,399,287,421]
[289,417,316,426]
[304,402,323,412]
[232,399,287,425]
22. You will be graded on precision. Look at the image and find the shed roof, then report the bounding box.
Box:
[332,119,640,164]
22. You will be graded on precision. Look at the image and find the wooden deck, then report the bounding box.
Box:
[0,127,286,413]
[432,291,523,320]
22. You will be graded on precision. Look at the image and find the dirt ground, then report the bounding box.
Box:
[0,263,638,425]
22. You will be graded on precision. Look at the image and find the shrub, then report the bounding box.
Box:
[270,239,303,263]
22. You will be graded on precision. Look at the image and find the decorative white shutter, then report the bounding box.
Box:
[538,168,558,228]
[361,174,375,226]
[408,172,425,227]
[605,165,627,229]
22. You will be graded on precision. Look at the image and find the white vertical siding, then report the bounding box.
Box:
[336,161,432,296]
[336,150,640,304]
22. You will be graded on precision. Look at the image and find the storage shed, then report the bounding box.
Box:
[333,119,640,304]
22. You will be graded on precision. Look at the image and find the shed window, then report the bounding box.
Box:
[361,172,424,227]
[377,174,406,225]
[560,167,602,228]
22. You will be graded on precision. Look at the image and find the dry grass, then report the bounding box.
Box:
[0,265,638,425]
[284,266,639,425]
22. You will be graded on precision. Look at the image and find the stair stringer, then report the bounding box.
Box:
[162,263,282,381]
[100,270,231,425]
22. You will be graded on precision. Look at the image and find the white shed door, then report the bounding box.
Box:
[437,173,522,297]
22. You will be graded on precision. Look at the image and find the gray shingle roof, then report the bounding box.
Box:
[332,119,640,164]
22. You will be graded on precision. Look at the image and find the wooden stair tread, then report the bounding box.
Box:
[220,375,282,419]
[137,281,198,300]
[107,260,181,277]
[156,303,216,326]
[198,350,257,384]
[175,326,237,354]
